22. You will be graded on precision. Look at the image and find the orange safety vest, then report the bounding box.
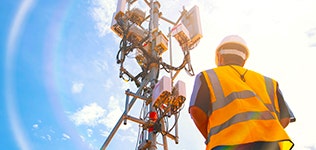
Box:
[202,65,293,150]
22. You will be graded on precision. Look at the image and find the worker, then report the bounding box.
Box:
[189,35,295,150]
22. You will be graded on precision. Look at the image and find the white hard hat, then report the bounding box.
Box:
[215,35,249,65]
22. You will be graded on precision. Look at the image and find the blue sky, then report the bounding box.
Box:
[1,0,121,149]
[1,0,316,150]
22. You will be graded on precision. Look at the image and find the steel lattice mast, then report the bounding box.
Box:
[101,0,202,149]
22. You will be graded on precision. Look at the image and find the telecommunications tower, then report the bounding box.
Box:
[101,0,202,149]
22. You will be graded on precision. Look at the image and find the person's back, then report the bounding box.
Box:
[189,35,295,150]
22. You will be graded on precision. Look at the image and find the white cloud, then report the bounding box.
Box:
[98,96,123,128]
[32,124,38,129]
[93,59,109,72]
[40,136,45,140]
[40,134,52,141]
[117,133,137,143]
[49,129,55,134]
[80,135,85,142]
[47,135,52,141]
[99,129,109,137]
[87,129,93,137]
[103,79,113,90]
[103,96,134,132]
[62,133,71,140]
[69,102,106,126]
[71,82,84,94]
[89,0,116,37]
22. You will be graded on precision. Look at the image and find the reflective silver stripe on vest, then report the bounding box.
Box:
[205,70,257,112]
[204,70,276,145]
[213,90,256,111]
[206,70,225,101]
[204,111,275,144]
[264,76,280,118]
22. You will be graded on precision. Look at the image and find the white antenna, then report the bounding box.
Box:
[101,0,202,149]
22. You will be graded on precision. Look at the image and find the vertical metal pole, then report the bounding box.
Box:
[143,104,149,145]
[124,89,130,125]
[175,113,179,144]
[148,1,160,150]
[168,27,173,85]
[161,119,169,150]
